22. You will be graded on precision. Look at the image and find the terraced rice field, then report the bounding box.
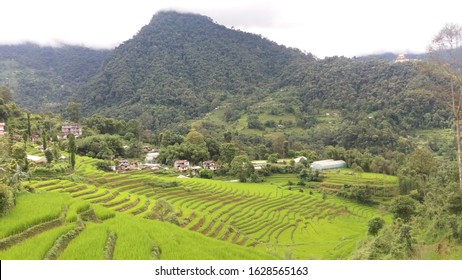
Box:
[3,155,390,259]
[0,192,275,260]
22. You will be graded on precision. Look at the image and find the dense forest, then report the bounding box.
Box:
[0,44,109,111]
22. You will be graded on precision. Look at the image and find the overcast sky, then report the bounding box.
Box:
[1,0,461,58]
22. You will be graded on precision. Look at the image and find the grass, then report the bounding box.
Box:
[0,192,69,238]
[0,191,276,260]
[58,223,108,260]
[2,154,399,259]
[0,224,75,260]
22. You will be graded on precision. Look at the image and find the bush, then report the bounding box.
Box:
[368,216,385,236]
[338,184,373,203]
[199,168,214,179]
[96,161,114,172]
[389,195,418,222]
[0,184,14,216]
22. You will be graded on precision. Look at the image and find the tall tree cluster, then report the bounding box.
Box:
[428,23,462,192]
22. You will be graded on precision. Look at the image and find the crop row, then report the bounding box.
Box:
[28,162,378,249]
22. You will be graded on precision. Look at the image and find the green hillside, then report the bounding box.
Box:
[0,44,109,111]
[0,191,274,260]
[0,154,388,260]
[77,11,314,128]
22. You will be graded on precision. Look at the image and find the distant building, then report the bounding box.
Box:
[174,160,190,172]
[145,152,160,163]
[294,156,307,164]
[0,122,5,137]
[62,123,82,138]
[395,54,410,63]
[142,163,162,170]
[310,159,346,171]
[203,160,217,170]
[252,160,267,170]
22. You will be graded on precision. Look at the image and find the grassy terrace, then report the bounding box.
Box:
[0,192,275,260]
[6,154,393,259]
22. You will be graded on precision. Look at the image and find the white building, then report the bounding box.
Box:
[0,122,5,137]
[294,156,307,164]
[310,159,346,171]
[62,123,83,138]
[145,152,160,163]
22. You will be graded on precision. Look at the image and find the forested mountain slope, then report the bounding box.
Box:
[0,11,451,135]
[77,11,449,133]
[77,11,315,127]
[0,44,109,111]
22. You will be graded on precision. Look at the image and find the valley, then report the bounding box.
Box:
[1,11,462,261]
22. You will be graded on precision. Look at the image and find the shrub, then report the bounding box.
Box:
[44,149,54,164]
[389,195,418,222]
[368,216,385,236]
[0,184,14,216]
[96,161,114,172]
[338,184,373,203]
[199,169,214,179]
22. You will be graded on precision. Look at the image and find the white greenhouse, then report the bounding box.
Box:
[310,159,346,171]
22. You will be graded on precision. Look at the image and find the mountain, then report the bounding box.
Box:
[77,11,315,128]
[0,43,109,111]
[0,11,449,138]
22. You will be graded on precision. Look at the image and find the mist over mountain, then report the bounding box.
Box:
[0,11,448,134]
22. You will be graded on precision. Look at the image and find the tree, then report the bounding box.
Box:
[230,154,254,182]
[27,112,31,142]
[0,86,13,103]
[199,168,214,179]
[52,142,61,162]
[368,216,385,236]
[150,199,178,224]
[220,143,238,165]
[11,143,26,164]
[42,132,47,150]
[66,102,81,123]
[283,141,289,157]
[389,196,418,222]
[2,161,29,191]
[68,134,76,170]
[247,114,263,130]
[125,139,143,159]
[185,129,205,145]
[44,149,54,164]
[0,184,14,216]
[428,23,462,192]
[267,153,278,163]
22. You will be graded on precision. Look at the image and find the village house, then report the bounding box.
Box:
[143,146,156,153]
[145,152,160,163]
[395,54,410,63]
[191,165,202,175]
[0,122,5,137]
[203,160,217,170]
[142,163,162,170]
[294,156,307,164]
[61,123,83,138]
[252,160,267,170]
[115,159,131,171]
[174,160,190,172]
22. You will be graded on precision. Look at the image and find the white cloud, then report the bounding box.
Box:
[1,0,462,57]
